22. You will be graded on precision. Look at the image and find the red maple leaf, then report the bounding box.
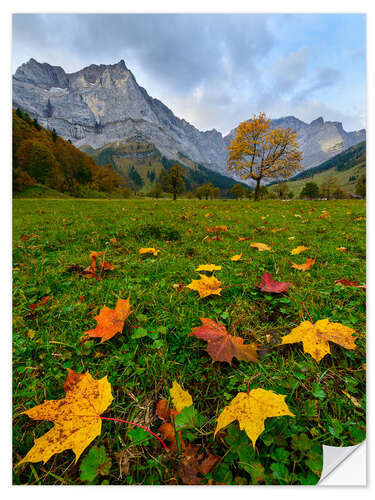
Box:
[255,273,292,293]
[189,318,258,364]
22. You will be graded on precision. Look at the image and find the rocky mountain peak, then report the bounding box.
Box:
[13,58,366,178]
[310,116,324,127]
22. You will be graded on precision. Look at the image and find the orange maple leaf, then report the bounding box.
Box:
[190,318,258,364]
[85,297,131,343]
[291,258,316,271]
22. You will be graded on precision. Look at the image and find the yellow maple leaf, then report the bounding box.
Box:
[169,381,193,412]
[250,242,271,252]
[281,319,357,362]
[195,264,222,272]
[215,388,294,447]
[230,253,242,261]
[288,236,295,240]
[18,372,113,465]
[139,247,160,256]
[187,274,222,298]
[290,245,309,255]
[336,247,347,252]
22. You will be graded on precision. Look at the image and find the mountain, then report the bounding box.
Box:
[13,58,366,178]
[13,59,227,175]
[224,116,365,171]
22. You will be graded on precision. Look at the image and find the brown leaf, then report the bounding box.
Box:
[335,279,365,289]
[179,444,220,485]
[158,422,185,452]
[190,318,258,364]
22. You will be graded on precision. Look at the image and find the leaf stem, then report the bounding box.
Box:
[99,416,169,451]
[301,301,314,324]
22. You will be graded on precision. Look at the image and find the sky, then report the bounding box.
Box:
[12,13,366,135]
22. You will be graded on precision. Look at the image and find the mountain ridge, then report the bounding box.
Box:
[13,58,366,178]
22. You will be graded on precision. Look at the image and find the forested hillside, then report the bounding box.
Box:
[13,108,126,196]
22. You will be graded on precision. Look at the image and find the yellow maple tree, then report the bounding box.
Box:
[227,113,302,200]
[215,388,294,447]
[18,372,113,465]
[281,319,357,362]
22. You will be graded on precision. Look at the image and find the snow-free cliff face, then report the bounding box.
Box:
[13,58,365,176]
[225,116,366,171]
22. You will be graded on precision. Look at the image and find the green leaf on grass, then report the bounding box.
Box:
[79,445,111,483]
[311,382,326,400]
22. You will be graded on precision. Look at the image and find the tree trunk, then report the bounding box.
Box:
[254,178,261,201]
[173,192,177,201]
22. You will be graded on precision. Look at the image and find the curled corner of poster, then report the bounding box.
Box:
[318,440,366,486]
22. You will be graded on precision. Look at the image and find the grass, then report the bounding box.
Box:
[13,198,366,485]
[282,163,365,197]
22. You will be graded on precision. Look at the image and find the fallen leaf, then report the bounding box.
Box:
[288,236,295,240]
[156,399,177,421]
[215,388,294,447]
[159,422,185,452]
[250,242,271,252]
[291,258,316,271]
[238,237,251,241]
[290,246,309,255]
[179,444,220,485]
[18,371,113,465]
[170,381,193,412]
[187,275,222,299]
[230,253,242,261]
[334,279,365,289]
[206,226,228,233]
[84,297,131,343]
[139,247,160,256]
[64,368,85,392]
[99,261,115,271]
[336,247,347,252]
[190,318,258,364]
[255,273,292,293]
[281,319,357,362]
[195,264,222,272]
[319,212,330,219]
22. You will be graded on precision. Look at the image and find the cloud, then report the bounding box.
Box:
[271,46,310,93]
[12,14,365,134]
